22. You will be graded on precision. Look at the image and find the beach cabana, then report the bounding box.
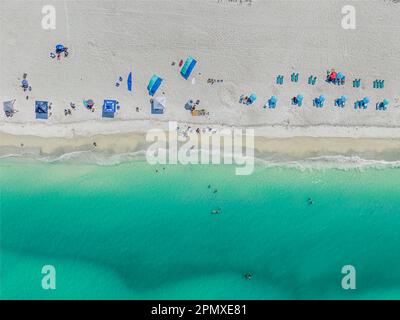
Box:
[3,100,16,117]
[102,100,117,118]
[151,97,166,114]
[147,75,163,96]
[180,56,197,80]
[35,101,48,119]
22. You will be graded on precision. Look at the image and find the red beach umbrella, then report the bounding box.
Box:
[330,71,337,80]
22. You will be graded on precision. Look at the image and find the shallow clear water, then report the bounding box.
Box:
[1,159,400,299]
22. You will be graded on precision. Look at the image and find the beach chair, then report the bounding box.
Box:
[312,77,317,85]
[191,109,208,116]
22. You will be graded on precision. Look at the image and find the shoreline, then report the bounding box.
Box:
[1,125,400,168]
[2,119,400,138]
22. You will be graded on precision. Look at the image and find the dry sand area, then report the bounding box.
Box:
[1,0,400,154]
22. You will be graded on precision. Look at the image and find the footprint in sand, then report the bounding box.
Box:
[217,82,238,108]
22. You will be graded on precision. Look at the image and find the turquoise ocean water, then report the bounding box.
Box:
[1,159,400,299]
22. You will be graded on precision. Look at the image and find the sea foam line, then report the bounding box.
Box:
[1,150,400,171]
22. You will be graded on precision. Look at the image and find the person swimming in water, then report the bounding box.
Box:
[244,272,252,280]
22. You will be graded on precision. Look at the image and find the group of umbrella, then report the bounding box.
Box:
[5,55,197,119]
[242,93,389,111]
[326,70,346,85]
[3,55,391,118]
[242,69,389,110]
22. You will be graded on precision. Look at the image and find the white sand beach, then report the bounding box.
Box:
[1,0,400,158]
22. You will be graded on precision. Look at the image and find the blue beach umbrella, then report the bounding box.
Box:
[337,72,344,80]
[248,93,257,104]
[147,75,163,96]
[319,95,326,102]
[127,72,132,92]
[56,44,64,52]
[268,95,277,108]
[383,99,389,106]
[180,56,197,80]
[363,97,370,104]
[297,94,304,102]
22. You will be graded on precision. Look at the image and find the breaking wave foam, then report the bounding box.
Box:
[1,150,400,170]
[254,155,400,170]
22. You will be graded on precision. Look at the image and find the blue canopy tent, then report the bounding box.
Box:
[180,57,197,80]
[151,97,166,114]
[147,75,163,96]
[35,101,48,119]
[127,72,132,92]
[102,99,117,118]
